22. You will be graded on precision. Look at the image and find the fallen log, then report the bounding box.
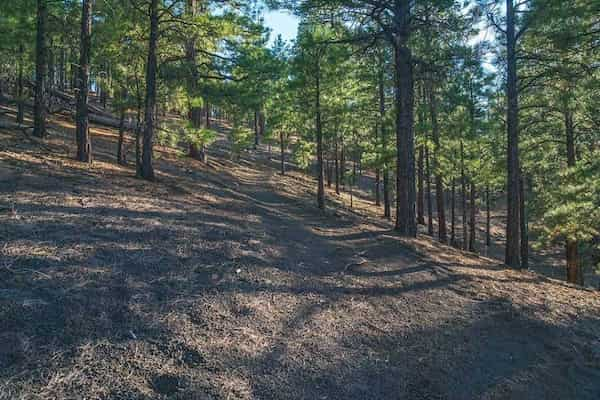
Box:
[0,119,34,132]
[89,113,136,130]
[1,92,135,131]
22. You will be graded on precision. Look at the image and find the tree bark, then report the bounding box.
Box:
[100,65,108,108]
[451,177,456,246]
[379,62,391,219]
[259,110,265,146]
[340,140,345,188]
[75,0,93,163]
[469,181,476,252]
[375,168,381,206]
[335,134,340,194]
[17,44,25,124]
[486,186,491,247]
[316,59,325,210]
[186,0,204,161]
[426,146,434,236]
[70,48,77,90]
[47,39,55,90]
[427,80,447,242]
[254,110,259,149]
[200,103,209,163]
[141,0,159,181]
[117,106,126,165]
[33,0,48,138]
[566,241,582,285]
[393,25,417,236]
[519,175,528,268]
[417,145,425,225]
[565,108,582,284]
[505,0,521,268]
[59,47,66,90]
[461,141,468,250]
[280,130,285,175]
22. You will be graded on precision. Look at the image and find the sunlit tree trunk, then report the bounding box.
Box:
[141,0,159,181]
[340,140,346,188]
[451,177,456,246]
[379,63,391,219]
[117,95,127,165]
[427,80,446,242]
[461,141,468,250]
[505,0,521,268]
[469,181,476,252]
[393,18,417,236]
[486,186,491,247]
[280,130,285,175]
[335,134,340,194]
[75,0,93,163]
[565,108,582,284]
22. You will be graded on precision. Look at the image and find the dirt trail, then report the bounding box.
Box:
[1,113,600,399]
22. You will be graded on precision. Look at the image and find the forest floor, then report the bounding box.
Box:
[1,106,600,400]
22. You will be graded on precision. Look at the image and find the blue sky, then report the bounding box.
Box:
[261,9,496,73]
[263,10,299,45]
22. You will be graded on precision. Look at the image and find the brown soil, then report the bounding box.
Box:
[1,108,600,399]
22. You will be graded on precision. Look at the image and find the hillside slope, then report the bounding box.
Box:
[1,112,600,399]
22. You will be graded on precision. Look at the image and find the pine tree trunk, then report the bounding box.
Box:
[253,110,259,149]
[486,186,491,247]
[33,0,48,138]
[427,80,447,242]
[461,141,468,250]
[426,146,433,236]
[565,108,582,284]
[469,181,476,252]
[566,110,576,166]
[375,168,381,206]
[280,130,285,175]
[259,110,265,144]
[566,240,582,285]
[340,140,346,188]
[350,160,356,209]
[519,175,528,268]
[393,23,417,236]
[59,47,66,90]
[100,65,108,108]
[70,48,77,89]
[200,103,209,163]
[135,100,142,177]
[505,0,521,268]
[417,145,425,225]
[141,0,159,181]
[75,0,93,163]
[186,0,203,161]
[379,62,391,220]
[17,44,25,124]
[117,107,126,165]
[335,135,340,194]
[47,39,55,90]
[327,160,332,187]
[451,177,456,246]
[316,59,325,210]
